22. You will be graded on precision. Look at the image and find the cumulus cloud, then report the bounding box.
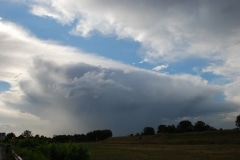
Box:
[13,0,240,104]
[152,65,168,72]
[0,19,239,136]
[23,1,240,58]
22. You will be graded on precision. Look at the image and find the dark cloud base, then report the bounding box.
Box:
[12,58,237,135]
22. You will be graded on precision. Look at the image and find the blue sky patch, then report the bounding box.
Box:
[0,81,10,92]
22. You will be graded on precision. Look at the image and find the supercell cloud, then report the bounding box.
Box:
[27,0,240,102]
[0,0,240,136]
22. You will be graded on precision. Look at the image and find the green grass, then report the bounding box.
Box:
[80,131,240,160]
[83,142,240,160]
[13,142,90,160]
[104,130,240,145]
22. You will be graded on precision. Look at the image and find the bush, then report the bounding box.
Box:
[142,127,155,135]
[14,140,89,160]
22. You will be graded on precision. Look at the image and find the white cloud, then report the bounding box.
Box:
[21,1,240,86]
[23,1,239,58]
[224,77,240,103]
[0,19,239,136]
[2,0,240,135]
[152,65,168,71]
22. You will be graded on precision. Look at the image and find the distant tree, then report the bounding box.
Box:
[236,115,240,128]
[52,130,112,143]
[135,133,140,136]
[5,132,16,143]
[35,134,40,138]
[142,127,155,135]
[53,135,70,143]
[205,124,217,131]
[157,125,167,133]
[21,130,33,138]
[194,121,207,132]
[177,120,193,132]
[158,124,176,133]
[166,125,176,133]
[86,129,112,141]
[72,134,87,142]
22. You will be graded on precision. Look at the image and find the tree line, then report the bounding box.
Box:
[4,115,240,142]
[3,129,112,160]
[9,136,90,160]
[3,115,240,160]
[135,115,240,136]
[52,129,112,143]
[138,120,216,136]
[4,129,112,144]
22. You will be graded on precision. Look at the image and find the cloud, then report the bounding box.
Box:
[17,0,240,105]
[152,65,168,72]
[24,1,240,58]
[0,19,239,136]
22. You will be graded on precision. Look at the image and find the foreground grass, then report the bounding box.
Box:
[81,131,240,160]
[13,141,90,160]
[83,142,240,160]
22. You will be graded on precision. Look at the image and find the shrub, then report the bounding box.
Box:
[14,142,89,160]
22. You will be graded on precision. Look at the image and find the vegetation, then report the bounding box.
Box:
[0,144,15,160]
[52,129,112,143]
[9,130,240,160]
[82,130,240,160]
[142,127,155,135]
[3,115,240,159]
[235,115,240,128]
[4,129,111,160]
[83,141,240,160]
[155,120,217,134]
[13,140,89,160]
[107,130,240,145]
[177,120,193,132]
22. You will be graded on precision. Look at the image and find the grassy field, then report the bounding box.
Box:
[81,131,240,160]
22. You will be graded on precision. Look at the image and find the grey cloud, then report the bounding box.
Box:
[26,0,240,69]
[0,15,239,136]
[14,58,237,135]
[23,0,240,44]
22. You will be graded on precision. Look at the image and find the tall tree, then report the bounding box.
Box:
[194,121,207,132]
[157,124,176,133]
[157,125,167,133]
[5,132,16,143]
[142,127,155,135]
[21,130,33,138]
[236,115,240,128]
[177,120,193,132]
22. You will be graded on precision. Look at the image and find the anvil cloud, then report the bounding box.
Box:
[0,0,240,136]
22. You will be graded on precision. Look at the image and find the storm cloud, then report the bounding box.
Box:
[0,18,239,136]
[22,0,240,103]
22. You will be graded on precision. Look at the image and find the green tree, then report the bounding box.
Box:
[177,120,193,132]
[86,129,112,141]
[142,127,155,135]
[235,115,240,128]
[194,121,207,132]
[158,124,177,133]
[157,125,167,133]
[21,130,33,138]
[165,125,176,133]
[5,132,16,143]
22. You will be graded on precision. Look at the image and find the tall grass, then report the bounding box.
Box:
[13,138,89,160]
[81,130,240,160]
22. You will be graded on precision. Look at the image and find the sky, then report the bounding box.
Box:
[0,0,240,136]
